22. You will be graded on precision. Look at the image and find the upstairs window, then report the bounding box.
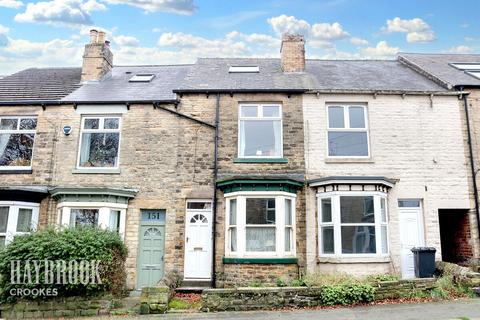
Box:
[238,104,282,158]
[327,105,369,157]
[78,116,121,168]
[0,116,37,169]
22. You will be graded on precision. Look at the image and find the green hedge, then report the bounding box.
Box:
[0,227,127,303]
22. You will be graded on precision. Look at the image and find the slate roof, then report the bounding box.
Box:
[398,53,480,88]
[63,65,192,102]
[176,58,312,92]
[175,58,446,93]
[0,67,81,101]
[306,59,446,92]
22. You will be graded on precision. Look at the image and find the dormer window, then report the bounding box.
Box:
[129,74,155,82]
[229,66,259,73]
[467,71,480,79]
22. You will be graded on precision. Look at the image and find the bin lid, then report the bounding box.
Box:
[411,247,436,252]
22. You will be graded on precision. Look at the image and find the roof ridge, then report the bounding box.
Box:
[114,64,194,67]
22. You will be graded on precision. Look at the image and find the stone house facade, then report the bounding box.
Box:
[0,31,479,292]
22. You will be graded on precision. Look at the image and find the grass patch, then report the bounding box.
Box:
[303,272,360,287]
[168,293,202,310]
[365,273,400,283]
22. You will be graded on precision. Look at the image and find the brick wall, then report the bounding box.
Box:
[303,93,472,275]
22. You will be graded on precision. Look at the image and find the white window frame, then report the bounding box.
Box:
[0,116,37,170]
[225,191,296,258]
[238,104,283,159]
[317,191,388,258]
[76,115,122,170]
[326,104,370,158]
[0,201,39,246]
[57,202,127,240]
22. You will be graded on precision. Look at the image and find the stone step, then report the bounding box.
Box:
[176,287,208,293]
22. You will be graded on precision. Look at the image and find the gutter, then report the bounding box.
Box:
[173,89,306,95]
[461,87,480,243]
[211,93,220,288]
[0,99,215,129]
[307,89,466,96]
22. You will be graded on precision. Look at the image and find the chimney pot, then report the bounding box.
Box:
[89,29,98,44]
[105,40,110,47]
[281,33,305,73]
[97,31,106,44]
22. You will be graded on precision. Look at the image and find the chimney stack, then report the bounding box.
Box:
[280,33,305,73]
[81,29,113,82]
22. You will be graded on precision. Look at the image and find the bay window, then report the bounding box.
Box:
[318,193,388,257]
[327,105,369,157]
[0,202,39,249]
[77,116,121,168]
[59,204,126,239]
[238,104,282,158]
[0,116,37,169]
[226,192,295,258]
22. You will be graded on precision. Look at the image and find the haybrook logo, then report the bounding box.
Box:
[10,260,103,285]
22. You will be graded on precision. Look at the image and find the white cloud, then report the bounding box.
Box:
[310,22,349,40]
[0,0,23,9]
[350,37,368,46]
[445,45,474,54]
[360,41,399,58]
[0,24,9,34]
[101,0,196,14]
[113,34,139,47]
[15,0,106,28]
[0,25,8,47]
[267,15,310,35]
[384,17,435,43]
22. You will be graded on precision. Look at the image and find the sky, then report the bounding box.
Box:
[0,0,479,74]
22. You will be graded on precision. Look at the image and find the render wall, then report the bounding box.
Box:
[303,93,472,275]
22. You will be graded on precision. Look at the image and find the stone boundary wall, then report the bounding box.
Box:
[202,279,436,311]
[140,286,171,314]
[0,295,114,319]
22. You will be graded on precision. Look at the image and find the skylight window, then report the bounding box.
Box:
[450,63,480,71]
[229,66,259,73]
[467,71,480,79]
[129,74,155,82]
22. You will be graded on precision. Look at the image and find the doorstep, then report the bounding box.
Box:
[177,280,211,293]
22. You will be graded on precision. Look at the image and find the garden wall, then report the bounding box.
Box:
[0,295,114,319]
[202,278,436,311]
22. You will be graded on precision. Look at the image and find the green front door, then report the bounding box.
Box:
[137,210,166,289]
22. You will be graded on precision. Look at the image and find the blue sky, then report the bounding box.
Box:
[0,0,479,74]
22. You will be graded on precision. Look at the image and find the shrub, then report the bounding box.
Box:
[0,227,128,303]
[320,283,375,306]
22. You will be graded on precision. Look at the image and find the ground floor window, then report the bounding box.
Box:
[58,204,126,239]
[318,192,388,257]
[225,192,296,258]
[0,201,39,248]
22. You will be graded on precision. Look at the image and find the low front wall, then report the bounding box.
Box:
[219,263,299,287]
[0,295,114,319]
[202,278,436,311]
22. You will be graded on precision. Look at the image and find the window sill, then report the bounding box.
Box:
[325,157,374,164]
[223,257,298,264]
[233,158,288,164]
[0,169,32,174]
[317,256,390,264]
[72,168,121,174]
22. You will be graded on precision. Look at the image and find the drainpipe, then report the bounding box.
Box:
[211,93,220,288]
[461,87,480,243]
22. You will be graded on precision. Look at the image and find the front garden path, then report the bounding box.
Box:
[93,298,480,320]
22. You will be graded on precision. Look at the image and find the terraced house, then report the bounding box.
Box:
[0,31,478,291]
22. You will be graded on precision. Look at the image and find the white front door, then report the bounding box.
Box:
[184,200,212,280]
[398,200,425,279]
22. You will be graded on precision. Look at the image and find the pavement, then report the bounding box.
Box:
[95,298,480,320]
